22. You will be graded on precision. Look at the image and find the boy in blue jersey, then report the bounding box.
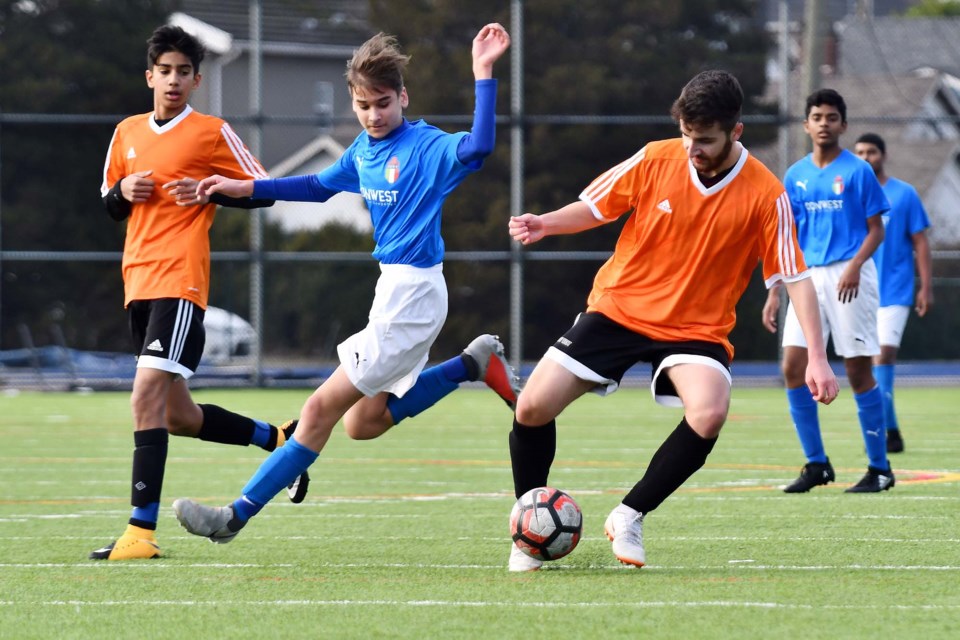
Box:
[171,24,518,544]
[854,133,933,454]
[762,89,894,493]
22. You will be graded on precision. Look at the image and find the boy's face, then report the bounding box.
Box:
[803,104,846,150]
[351,84,408,139]
[854,141,884,175]
[146,51,200,120]
[679,119,743,176]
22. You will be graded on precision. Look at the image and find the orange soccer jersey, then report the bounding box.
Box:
[100,105,267,309]
[579,138,806,359]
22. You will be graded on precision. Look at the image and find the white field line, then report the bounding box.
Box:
[2,534,960,544]
[0,598,958,611]
[2,562,960,571]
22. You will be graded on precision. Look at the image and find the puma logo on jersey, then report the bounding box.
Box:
[127,147,137,159]
[656,199,673,213]
[147,339,163,352]
[795,180,808,192]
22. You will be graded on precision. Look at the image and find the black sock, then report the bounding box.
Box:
[461,353,480,381]
[622,418,717,515]
[197,403,261,447]
[509,418,556,499]
[129,428,168,530]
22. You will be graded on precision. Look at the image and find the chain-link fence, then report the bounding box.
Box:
[3,3,960,390]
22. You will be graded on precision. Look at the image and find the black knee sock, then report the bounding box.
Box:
[197,403,269,447]
[129,428,168,530]
[509,418,557,499]
[622,418,717,515]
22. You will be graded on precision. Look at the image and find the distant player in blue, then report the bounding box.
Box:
[854,133,933,454]
[763,89,893,493]
[172,24,518,544]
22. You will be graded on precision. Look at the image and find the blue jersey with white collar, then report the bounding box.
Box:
[875,177,930,307]
[318,120,480,267]
[783,148,889,266]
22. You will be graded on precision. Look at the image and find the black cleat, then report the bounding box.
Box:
[844,466,895,493]
[886,429,904,454]
[784,459,835,493]
[280,420,310,503]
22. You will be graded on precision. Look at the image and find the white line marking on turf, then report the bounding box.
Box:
[0,599,958,611]
[2,562,960,571]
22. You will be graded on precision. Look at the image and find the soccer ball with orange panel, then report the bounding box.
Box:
[509,487,582,562]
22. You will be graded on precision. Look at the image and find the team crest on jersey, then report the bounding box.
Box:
[127,147,137,159]
[832,175,844,195]
[385,156,401,184]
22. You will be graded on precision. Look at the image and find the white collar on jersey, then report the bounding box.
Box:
[687,141,748,196]
[149,104,194,134]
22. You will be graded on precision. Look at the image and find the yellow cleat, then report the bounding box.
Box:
[89,524,161,560]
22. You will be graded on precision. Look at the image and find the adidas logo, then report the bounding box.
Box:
[878,475,893,489]
[656,199,672,213]
[147,339,163,352]
[127,147,137,159]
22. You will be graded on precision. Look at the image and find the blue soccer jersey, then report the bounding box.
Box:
[317,120,480,267]
[875,177,930,307]
[783,148,889,266]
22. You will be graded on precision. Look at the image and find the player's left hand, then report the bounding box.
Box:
[472,23,510,75]
[836,264,861,304]
[164,177,210,206]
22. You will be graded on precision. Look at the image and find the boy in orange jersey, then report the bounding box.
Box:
[505,70,839,572]
[90,25,305,561]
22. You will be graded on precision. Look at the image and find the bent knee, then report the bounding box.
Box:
[684,406,728,438]
[342,421,385,441]
[514,395,557,427]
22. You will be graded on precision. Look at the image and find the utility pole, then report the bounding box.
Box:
[800,0,826,155]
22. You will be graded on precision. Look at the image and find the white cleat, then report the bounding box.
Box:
[604,504,646,568]
[508,543,543,572]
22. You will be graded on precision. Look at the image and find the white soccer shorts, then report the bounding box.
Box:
[782,258,880,358]
[877,304,910,348]
[337,263,447,398]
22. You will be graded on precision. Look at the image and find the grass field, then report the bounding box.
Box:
[1,385,958,639]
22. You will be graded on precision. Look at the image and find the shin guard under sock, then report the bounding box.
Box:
[129,427,168,530]
[508,418,556,499]
[622,418,717,515]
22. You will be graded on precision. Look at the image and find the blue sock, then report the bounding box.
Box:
[385,356,467,424]
[786,386,826,463]
[231,438,318,522]
[131,503,160,526]
[249,419,272,448]
[855,386,888,470]
[873,364,899,432]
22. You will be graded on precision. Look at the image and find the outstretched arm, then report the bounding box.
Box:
[509,201,608,245]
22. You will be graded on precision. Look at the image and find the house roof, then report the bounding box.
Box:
[760,0,918,24]
[838,17,960,78]
[180,0,370,48]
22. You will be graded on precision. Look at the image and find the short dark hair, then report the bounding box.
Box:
[147,25,205,73]
[669,70,743,132]
[805,88,846,122]
[855,132,886,155]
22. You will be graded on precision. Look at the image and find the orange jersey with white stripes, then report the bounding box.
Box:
[579,138,806,359]
[100,105,267,308]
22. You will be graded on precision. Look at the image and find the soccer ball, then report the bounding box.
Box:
[509,487,582,561]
